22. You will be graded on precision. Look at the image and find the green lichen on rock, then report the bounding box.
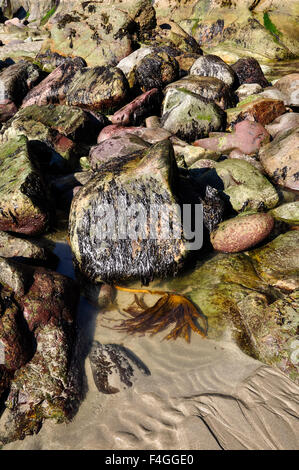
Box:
[0,135,49,235]
[271,202,299,225]
[161,88,226,143]
[215,159,279,212]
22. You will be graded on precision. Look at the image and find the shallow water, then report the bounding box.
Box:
[3,232,299,450]
[262,60,299,82]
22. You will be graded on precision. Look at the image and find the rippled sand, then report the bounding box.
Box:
[3,239,299,450]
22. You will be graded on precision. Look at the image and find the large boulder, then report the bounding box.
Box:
[161,87,226,143]
[0,260,80,445]
[153,0,299,62]
[41,0,156,67]
[69,140,191,284]
[0,135,49,235]
[135,51,179,92]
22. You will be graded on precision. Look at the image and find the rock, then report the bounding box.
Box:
[145,115,161,128]
[35,50,87,73]
[190,54,235,87]
[155,0,298,62]
[274,73,299,107]
[200,185,226,233]
[116,47,153,88]
[0,231,49,263]
[42,0,156,67]
[152,19,202,56]
[194,120,270,155]
[231,58,269,87]
[170,136,219,168]
[0,60,42,121]
[1,0,58,24]
[0,104,105,172]
[135,51,179,92]
[164,75,236,109]
[249,230,299,291]
[161,88,226,143]
[210,212,274,253]
[226,95,286,129]
[229,149,264,172]
[259,127,299,191]
[0,135,49,235]
[236,83,263,101]
[0,263,80,445]
[89,135,150,172]
[97,124,171,144]
[259,87,287,103]
[110,88,161,126]
[215,159,279,212]
[22,58,86,108]
[65,66,128,113]
[265,113,299,137]
[69,140,190,284]
[0,41,42,63]
[89,341,150,394]
[271,202,299,226]
[0,284,33,371]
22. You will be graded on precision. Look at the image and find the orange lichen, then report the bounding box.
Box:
[113,285,208,342]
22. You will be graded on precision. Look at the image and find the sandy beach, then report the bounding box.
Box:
[3,242,299,451]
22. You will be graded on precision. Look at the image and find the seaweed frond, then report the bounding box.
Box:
[113,286,208,342]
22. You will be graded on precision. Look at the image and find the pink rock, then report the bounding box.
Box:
[210,212,274,253]
[97,124,171,144]
[110,88,160,126]
[194,120,270,155]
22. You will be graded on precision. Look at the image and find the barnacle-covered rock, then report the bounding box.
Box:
[161,88,226,143]
[22,58,86,108]
[231,58,269,88]
[215,159,279,212]
[0,262,80,445]
[135,51,179,92]
[190,54,236,87]
[41,0,156,67]
[0,135,49,235]
[69,140,191,284]
[65,66,128,113]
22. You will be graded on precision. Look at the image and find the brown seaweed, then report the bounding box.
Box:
[113,286,208,342]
